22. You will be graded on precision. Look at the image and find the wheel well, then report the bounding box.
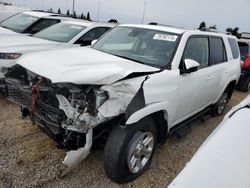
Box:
[225,80,236,99]
[149,111,168,144]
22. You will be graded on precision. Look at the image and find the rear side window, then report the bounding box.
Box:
[210,37,227,65]
[228,38,240,59]
[81,27,110,40]
[26,18,60,34]
[238,42,249,61]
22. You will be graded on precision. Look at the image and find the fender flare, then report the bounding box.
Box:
[125,101,170,125]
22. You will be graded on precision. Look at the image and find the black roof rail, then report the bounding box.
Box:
[148,22,186,29]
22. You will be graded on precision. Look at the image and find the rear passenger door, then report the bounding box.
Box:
[207,36,228,100]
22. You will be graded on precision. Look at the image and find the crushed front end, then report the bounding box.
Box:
[5,65,121,174]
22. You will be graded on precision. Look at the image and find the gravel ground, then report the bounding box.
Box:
[0,90,249,188]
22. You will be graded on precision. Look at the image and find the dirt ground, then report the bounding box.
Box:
[0,90,249,188]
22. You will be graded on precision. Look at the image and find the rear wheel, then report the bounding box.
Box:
[103,117,157,184]
[212,91,228,116]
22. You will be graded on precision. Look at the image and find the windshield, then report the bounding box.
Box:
[0,13,39,33]
[33,23,87,42]
[93,26,180,67]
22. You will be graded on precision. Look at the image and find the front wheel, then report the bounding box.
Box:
[211,91,229,116]
[103,117,157,184]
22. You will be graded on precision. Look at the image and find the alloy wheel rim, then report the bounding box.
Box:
[127,131,154,174]
[218,93,227,114]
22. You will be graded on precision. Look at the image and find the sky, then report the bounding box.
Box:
[3,0,250,32]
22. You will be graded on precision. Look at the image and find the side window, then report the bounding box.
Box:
[238,42,249,61]
[228,38,240,59]
[76,27,110,43]
[28,19,60,34]
[183,37,209,68]
[210,37,227,65]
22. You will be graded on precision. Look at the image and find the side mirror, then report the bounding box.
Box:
[91,39,97,46]
[79,38,93,46]
[181,59,200,74]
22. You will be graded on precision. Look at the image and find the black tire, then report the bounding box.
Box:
[103,117,157,184]
[211,91,229,116]
[238,76,250,92]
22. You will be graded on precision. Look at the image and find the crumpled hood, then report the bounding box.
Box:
[17,47,159,85]
[0,35,59,53]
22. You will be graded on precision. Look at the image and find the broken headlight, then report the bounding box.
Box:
[56,84,109,116]
[95,90,109,109]
[0,53,22,60]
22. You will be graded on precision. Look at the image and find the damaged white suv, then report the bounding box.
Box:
[5,24,241,183]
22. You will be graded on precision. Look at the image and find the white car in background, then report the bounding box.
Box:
[168,95,250,188]
[0,20,114,88]
[0,4,31,22]
[0,11,64,35]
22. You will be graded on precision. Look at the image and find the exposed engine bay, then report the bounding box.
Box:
[5,65,123,149]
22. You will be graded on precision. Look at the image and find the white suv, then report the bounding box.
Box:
[5,24,241,183]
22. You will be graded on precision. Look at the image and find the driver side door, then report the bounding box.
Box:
[175,36,214,122]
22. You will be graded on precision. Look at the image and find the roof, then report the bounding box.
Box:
[61,20,93,27]
[22,11,58,18]
[119,24,188,34]
[119,24,235,39]
[57,19,116,28]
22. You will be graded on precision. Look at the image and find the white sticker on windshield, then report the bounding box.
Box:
[153,34,178,42]
[70,25,83,30]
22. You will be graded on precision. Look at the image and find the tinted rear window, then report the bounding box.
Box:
[228,38,240,59]
[210,37,227,64]
[238,42,249,61]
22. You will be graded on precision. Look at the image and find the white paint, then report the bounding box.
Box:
[183,59,200,70]
[168,95,250,188]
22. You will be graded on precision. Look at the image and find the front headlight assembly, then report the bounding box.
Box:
[0,53,22,60]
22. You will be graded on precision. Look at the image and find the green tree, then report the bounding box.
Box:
[209,25,217,29]
[108,19,118,23]
[48,8,53,13]
[57,8,61,14]
[66,10,70,16]
[226,27,241,38]
[86,12,91,21]
[72,11,77,18]
[198,21,206,30]
[80,13,84,19]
